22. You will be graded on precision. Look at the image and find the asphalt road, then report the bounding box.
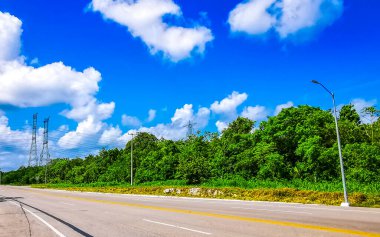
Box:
[0,186,379,237]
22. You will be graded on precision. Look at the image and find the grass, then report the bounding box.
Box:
[31,179,380,208]
[201,178,380,195]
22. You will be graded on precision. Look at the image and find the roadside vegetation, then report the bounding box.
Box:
[3,105,380,207]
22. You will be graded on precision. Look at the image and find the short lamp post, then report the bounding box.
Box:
[312,80,349,207]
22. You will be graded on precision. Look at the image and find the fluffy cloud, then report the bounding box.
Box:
[0,111,105,170]
[211,91,248,117]
[0,12,113,120]
[171,104,194,126]
[147,109,156,122]
[139,104,210,140]
[0,115,30,170]
[121,109,156,128]
[57,102,116,149]
[351,98,378,124]
[211,91,248,132]
[91,0,213,62]
[121,114,142,127]
[0,11,115,151]
[274,101,294,115]
[228,0,276,35]
[215,120,228,133]
[0,60,101,107]
[241,105,269,121]
[0,12,22,61]
[110,104,210,143]
[98,126,129,147]
[61,100,115,122]
[228,0,343,39]
[58,116,103,149]
[0,60,113,121]
[99,126,121,146]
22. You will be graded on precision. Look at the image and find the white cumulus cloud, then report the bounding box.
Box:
[351,98,378,124]
[241,105,269,121]
[0,12,22,61]
[147,109,156,122]
[61,100,115,122]
[0,11,114,121]
[274,101,294,115]
[0,11,115,151]
[210,91,248,118]
[137,104,210,140]
[215,120,228,133]
[58,116,103,149]
[0,115,31,170]
[0,61,101,108]
[98,125,129,147]
[228,0,343,40]
[211,91,249,132]
[91,0,214,62]
[228,0,276,35]
[121,114,142,127]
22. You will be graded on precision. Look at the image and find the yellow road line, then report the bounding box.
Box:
[21,188,380,237]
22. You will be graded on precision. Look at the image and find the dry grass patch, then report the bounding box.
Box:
[32,184,380,208]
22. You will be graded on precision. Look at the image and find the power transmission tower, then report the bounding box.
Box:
[29,113,38,167]
[183,120,197,137]
[40,118,50,183]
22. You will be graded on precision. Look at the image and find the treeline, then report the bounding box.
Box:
[2,105,380,185]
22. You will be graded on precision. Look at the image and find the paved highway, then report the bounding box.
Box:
[0,186,379,237]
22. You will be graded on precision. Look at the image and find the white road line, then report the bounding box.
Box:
[60,202,74,206]
[231,206,312,215]
[143,219,212,235]
[9,201,66,237]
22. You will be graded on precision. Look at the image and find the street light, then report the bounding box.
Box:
[312,80,349,207]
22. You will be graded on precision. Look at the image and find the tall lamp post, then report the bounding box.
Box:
[311,80,349,207]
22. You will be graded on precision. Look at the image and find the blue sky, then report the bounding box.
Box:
[0,0,379,171]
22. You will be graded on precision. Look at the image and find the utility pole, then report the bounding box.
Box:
[128,132,137,185]
[40,118,50,184]
[312,80,349,207]
[29,113,38,166]
[183,120,197,137]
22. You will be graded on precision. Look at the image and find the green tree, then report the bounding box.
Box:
[221,117,254,139]
[361,106,380,144]
[253,142,287,180]
[176,135,210,184]
[340,104,360,124]
[256,106,336,175]
[343,143,380,182]
[210,117,255,179]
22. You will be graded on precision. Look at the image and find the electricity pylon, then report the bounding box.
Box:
[28,113,38,166]
[40,118,50,183]
[183,120,197,137]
